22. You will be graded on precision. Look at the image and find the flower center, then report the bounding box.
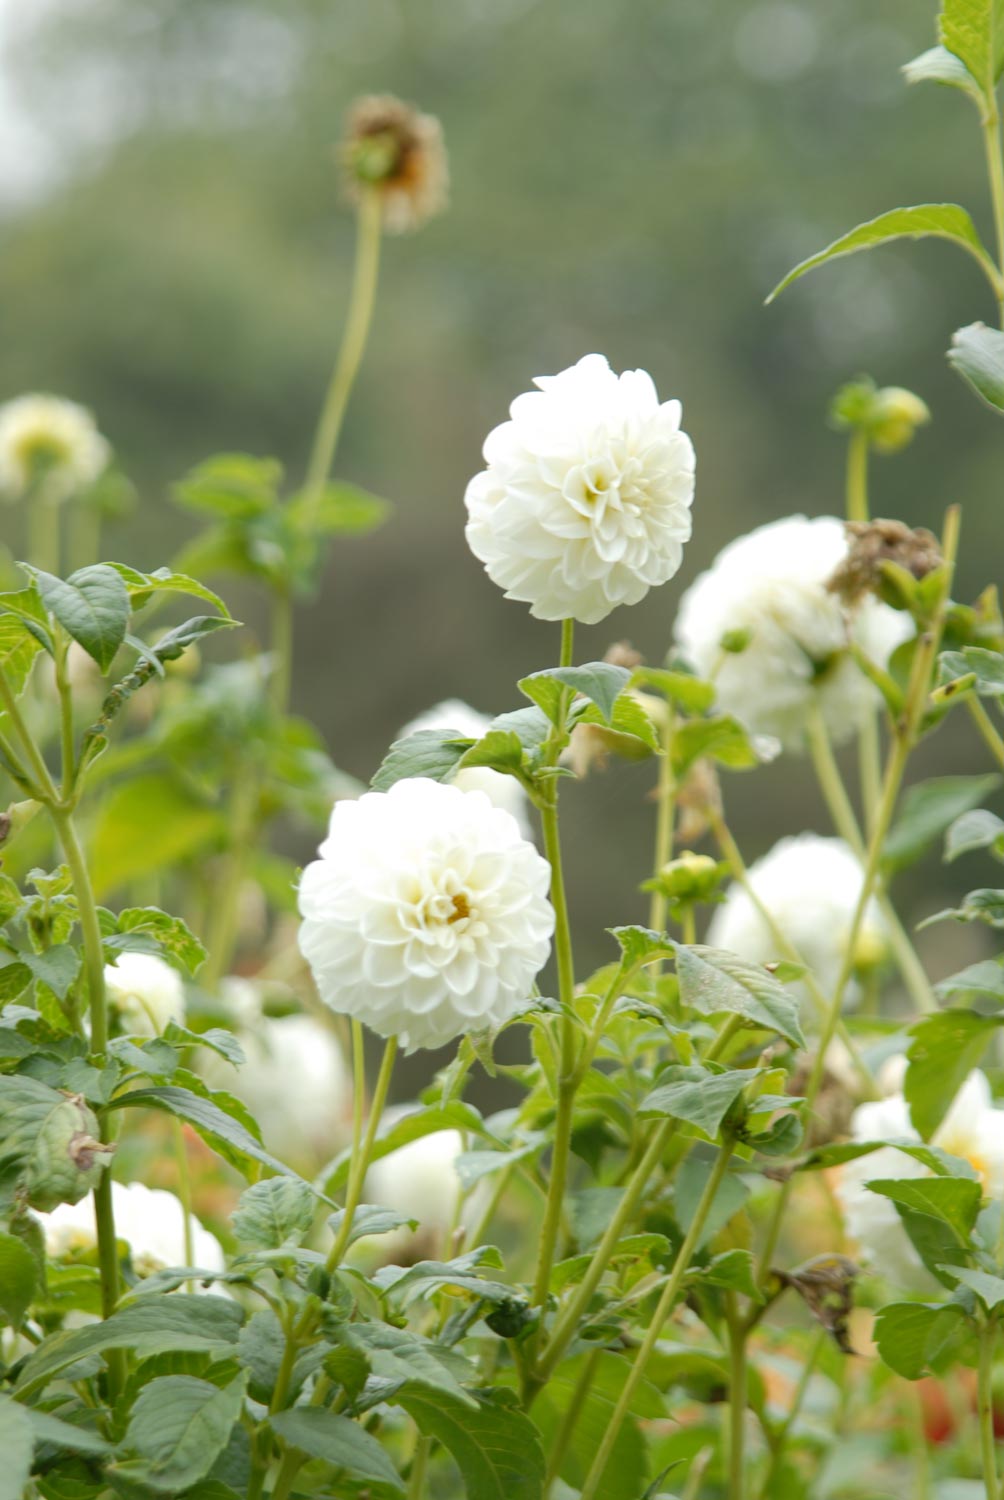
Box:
[448,892,471,925]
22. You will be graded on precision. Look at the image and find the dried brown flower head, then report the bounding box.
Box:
[827,518,942,607]
[341,94,448,234]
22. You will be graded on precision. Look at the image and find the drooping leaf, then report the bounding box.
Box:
[118,1372,248,1493]
[345,1323,477,1405]
[902,43,985,103]
[945,808,1004,861]
[269,1408,404,1492]
[948,321,1004,413]
[394,1387,545,1500]
[373,1250,515,1308]
[922,887,1004,929]
[865,1176,983,1242]
[767,206,1000,304]
[457,730,526,779]
[674,943,805,1047]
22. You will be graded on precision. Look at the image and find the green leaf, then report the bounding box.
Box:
[640,1065,758,1140]
[0,1232,37,1329]
[457,730,526,779]
[936,957,1004,1003]
[0,615,42,699]
[906,1010,1001,1138]
[109,565,230,617]
[873,1299,968,1379]
[374,1251,515,1308]
[32,565,130,673]
[942,1265,1004,1309]
[922,887,1004,928]
[269,1408,404,1492]
[939,0,1004,90]
[689,1248,762,1301]
[91,775,225,898]
[111,908,207,976]
[865,1176,983,1241]
[231,1179,316,1249]
[941,645,1004,695]
[531,1352,663,1500]
[107,1084,316,1187]
[675,943,805,1047]
[903,43,985,103]
[0,585,54,654]
[327,1202,418,1246]
[173,453,282,519]
[767,205,1000,304]
[119,1372,248,1493]
[948,321,1004,413]
[371,729,471,792]
[519,662,629,726]
[24,1407,111,1455]
[883,773,1001,872]
[608,925,676,969]
[0,1398,33,1500]
[946,808,1004,861]
[345,1323,477,1405]
[671,714,761,775]
[631,666,715,714]
[287,480,392,538]
[20,945,80,1001]
[395,1387,545,1500]
[321,1103,489,1194]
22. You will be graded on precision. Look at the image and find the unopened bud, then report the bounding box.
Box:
[0,799,39,849]
[830,376,929,455]
[644,851,727,906]
[23,1095,115,1212]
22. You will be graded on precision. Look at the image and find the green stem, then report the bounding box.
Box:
[845,428,869,524]
[980,1319,1001,1500]
[758,1326,824,1500]
[545,1349,601,1490]
[54,642,76,796]
[648,706,677,936]
[578,1142,735,1500]
[969,695,1004,770]
[202,762,259,990]
[171,1117,195,1284]
[269,583,294,716]
[857,711,882,836]
[27,493,60,576]
[983,100,1004,326]
[302,185,384,515]
[325,1030,397,1272]
[407,1434,432,1500]
[726,1295,747,1500]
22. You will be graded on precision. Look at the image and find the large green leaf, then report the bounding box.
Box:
[865,1175,983,1242]
[883,773,1001,871]
[109,564,230,617]
[945,808,1004,861]
[0,1398,33,1500]
[674,943,805,1047]
[532,1352,663,1500]
[32,564,130,672]
[906,1010,1002,1138]
[0,615,42,699]
[269,1408,404,1492]
[345,1323,477,1405]
[173,453,281,519]
[640,1065,758,1140]
[371,729,471,792]
[873,1299,968,1379]
[231,1179,316,1249]
[118,1372,248,1493]
[519,662,630,725]
[948,321,1004,413]
[91,774,225,897]
[0,1232,37,1329]
[939,0,1004,89]
[395,1387,545,1500]
[767,205,1000,304]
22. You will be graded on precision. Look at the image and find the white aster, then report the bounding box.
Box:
[104,952,185,1038]
[836,1068,1004,1290]
[706,834,886,1006]
[400,699,532,836]
[674,515,912,750]
[464,354,695,625]
[0,394,109,502]
[41,1180,224,1279]
[298,777,554,1052]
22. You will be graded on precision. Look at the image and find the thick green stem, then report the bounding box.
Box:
[845,428,869,524]
[578,1142,735,1500]
[969,695,1004,770]
[980,1320,1001,1500]
[648,705,676,934]
[545,1349,601,1491]
[407,1434,432,1500]
[726,1296,747,1500]
[326,1030,397,1271]
[983,102,1004,326]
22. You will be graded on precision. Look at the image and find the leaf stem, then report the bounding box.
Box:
[577,1141,735,1500]
[980,1318,1001,1500]
[969,695,1004,769]
[845,427,869,524]
[726,1293,747,1500]
[648,705,677,936]
[326,1029,397,1272]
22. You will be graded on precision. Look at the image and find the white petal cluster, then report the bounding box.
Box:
[0,394,109,502]
[400,699,532,836]
[465,354,695,625]
[298,778,554,1052]
[366,1118,463,1254]
[836,1068,1004,1289]
[202,981,352,1165]
[41,1180,224,1279]
[104,952,185,1038]
[706,834,886,1005]
[674,515,911,750]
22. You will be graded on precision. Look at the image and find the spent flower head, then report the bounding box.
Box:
[341,94,448,234]
[827,518,943,608]
[298,777,554,1051]
[0,394,109,502]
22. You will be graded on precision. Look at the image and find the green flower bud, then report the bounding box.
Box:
[830,376,930,455]
[23,1094,115,1213]
[644,851,728,907]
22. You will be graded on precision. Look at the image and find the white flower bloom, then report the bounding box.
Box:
[104,952,185,1038]
[674,515,912,750]
[706,834,886,1005]
[400,699,532,836]
[836,1069,1004,1289]
[367,1119,463,1249]
[464,354,695,625]
[202,983,352,1165]
[0,394,109,502]
[41,1180,224,1279]
[298,778,554,1051]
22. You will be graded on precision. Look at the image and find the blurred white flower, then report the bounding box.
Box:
[0,394,109,502]
[836,1069,1004,1289]
[674,515,911,750]
[298,778,554,1051]
[465,354,695,625]
[41,1180,224,1279]
[400,699,532,836]
[366,1118,463,1256]
[104,952,185,1038]
[706,834,886,1004]
[203,981,352,1165]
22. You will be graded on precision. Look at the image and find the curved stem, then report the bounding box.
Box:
[578,1142,735,1500]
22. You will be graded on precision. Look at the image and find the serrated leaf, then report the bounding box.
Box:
[394,1387,545,1500]
[906,1010,1002,1138]
[0,1398,33,1500]
[675,943,805,1047]
[457,730,526,778]
[519,661,630,726]
[767,205,1000,304]
[866,1175,983,1241]
[883,773,1001,871]
[109,564,230,617]
[948,321,1004,412]
[609,925,676,969]
[32,565,129,672]
[113,907,206,976]
[371,729,471,792]
[269,1408,404,1492]
[873,1299,967,1379]
[231,1179,315,1248]
[120,1372,248,1493]
[0,1232,37,1328]
[346,1323,477,1405]
[20,945,80,1001]
[640,1065,758,1140]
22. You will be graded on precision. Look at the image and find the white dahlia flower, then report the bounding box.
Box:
[104,952,185,1038]
[298,778,554,1051]
[674,515,911,750]
[0,394,109,502]
[365,1117,463,1257]
[400,699,532,836]
[706,834,886,1006]
[835,1068,1004,1290]
[464,354,695,625]
[41,1180,224,1279]
[201,983,352,1165]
